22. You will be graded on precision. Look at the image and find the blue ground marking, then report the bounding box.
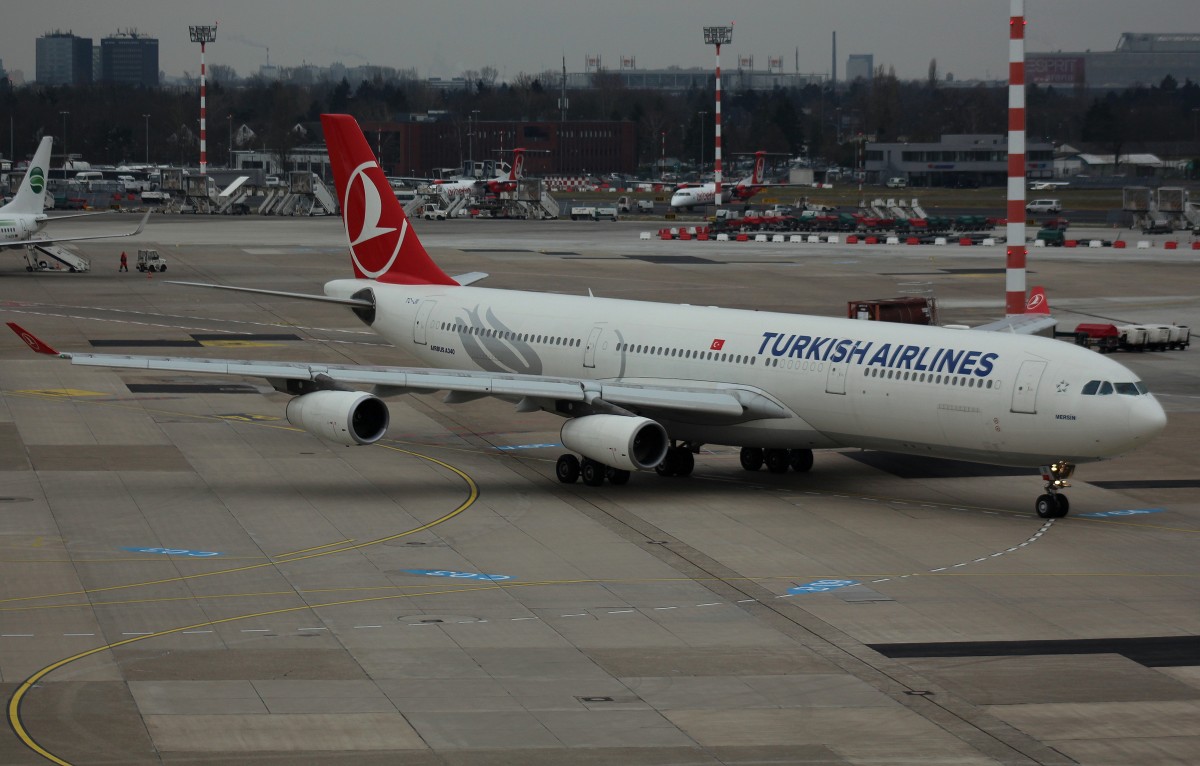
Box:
[495,443,561,451]
[788,578,860,595]
[404,569,514,582]
[1080,508,1165,519]
[121,546,223,557]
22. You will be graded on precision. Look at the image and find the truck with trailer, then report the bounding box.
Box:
[1070,323,1189,353]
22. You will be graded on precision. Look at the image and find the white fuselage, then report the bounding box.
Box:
[670,183,744,209]
[0,213,45,247]
[325,279,1166,467]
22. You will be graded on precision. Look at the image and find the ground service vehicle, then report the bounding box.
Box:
[1026,199,1062,214]
[136,249,167,272]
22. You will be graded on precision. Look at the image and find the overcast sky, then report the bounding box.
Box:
[2,1,1194,83]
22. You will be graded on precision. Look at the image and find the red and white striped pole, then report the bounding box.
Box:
[1006,0,1027,315]
[714,41,723,216]
[199,41,207,176]
[189,25,217,177]
[704,25,732,218]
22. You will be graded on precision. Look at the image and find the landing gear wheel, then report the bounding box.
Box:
[739,447,764,472]
[1036,494,1058,519]
[789,448,814,473]
[674,448,694,477]
[657,447,695,478]
[555,454,580,484]
[764,448,790,474]
[608,468,631,486]
[1038,461,1075,519]
[581,458,606,487]
[1053,495,1069,517]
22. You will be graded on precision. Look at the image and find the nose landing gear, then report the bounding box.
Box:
[1036,461,1074,518]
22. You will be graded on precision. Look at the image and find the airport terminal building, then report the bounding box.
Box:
[1028,33,1200,89]
[864,134,1055,187]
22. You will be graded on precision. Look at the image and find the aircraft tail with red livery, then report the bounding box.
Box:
[321,114,458,286]
[1026,286,1050,315]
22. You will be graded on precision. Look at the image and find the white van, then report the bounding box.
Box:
[1026,199,1062,214]
[885,177,907,188]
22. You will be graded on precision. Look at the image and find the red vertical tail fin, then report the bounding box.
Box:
[509,149,525,182]
[752,151,766,185]
[1026,286,1050,314]
[320,114,457,285]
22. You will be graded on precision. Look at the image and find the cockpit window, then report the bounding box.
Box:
[1083,380,1149,396]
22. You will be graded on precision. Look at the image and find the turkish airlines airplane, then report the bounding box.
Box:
[8,115,1167,519]
[430,149,525,198]
[669,151,801,210]
[0,136,149,253]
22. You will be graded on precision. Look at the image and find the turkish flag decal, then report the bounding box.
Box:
[710,339,725,350]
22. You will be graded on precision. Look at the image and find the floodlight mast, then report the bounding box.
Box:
[703,25,732,218]
[190,24,218,176]
[1005,1,1027,316]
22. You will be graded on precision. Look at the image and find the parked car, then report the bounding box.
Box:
[885,177,907,188]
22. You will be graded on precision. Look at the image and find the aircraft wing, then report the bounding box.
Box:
[970,314,1057,335]
[3,212,150,248]
[970,286,1056,335]
[42,210,117,222]
[7,323,791,423]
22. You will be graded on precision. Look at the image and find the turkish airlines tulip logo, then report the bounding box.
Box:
[344,160,403,279]
[1026,292,1045,311]
[28,167,45,194]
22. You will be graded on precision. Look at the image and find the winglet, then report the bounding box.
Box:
[131,210,151,236]
[6,323,62,356]
[1026,286,1050,315]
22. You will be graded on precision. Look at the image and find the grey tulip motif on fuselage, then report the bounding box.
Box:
[456,305,543,374]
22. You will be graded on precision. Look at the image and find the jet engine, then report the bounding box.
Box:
[285,390,390,446]
[560,414,669,471]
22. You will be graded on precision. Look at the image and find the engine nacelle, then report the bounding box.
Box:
[560,414,669,471]
[285,390,389,446]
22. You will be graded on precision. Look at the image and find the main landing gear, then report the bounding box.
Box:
[739,447,814,474]
[655,445,695,477]
[1035,461,1074,518]
[555,443,698,487]
[555,454,630,487]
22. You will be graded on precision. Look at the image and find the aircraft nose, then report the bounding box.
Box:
[1130,395,1168,443]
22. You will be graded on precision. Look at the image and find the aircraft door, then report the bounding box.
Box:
[583,325,603,368]
[413,300,437,345]
[1011,360,1046,414]
[825,361,847,395]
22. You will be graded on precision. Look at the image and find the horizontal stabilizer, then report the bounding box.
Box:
[166,281,374,307]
